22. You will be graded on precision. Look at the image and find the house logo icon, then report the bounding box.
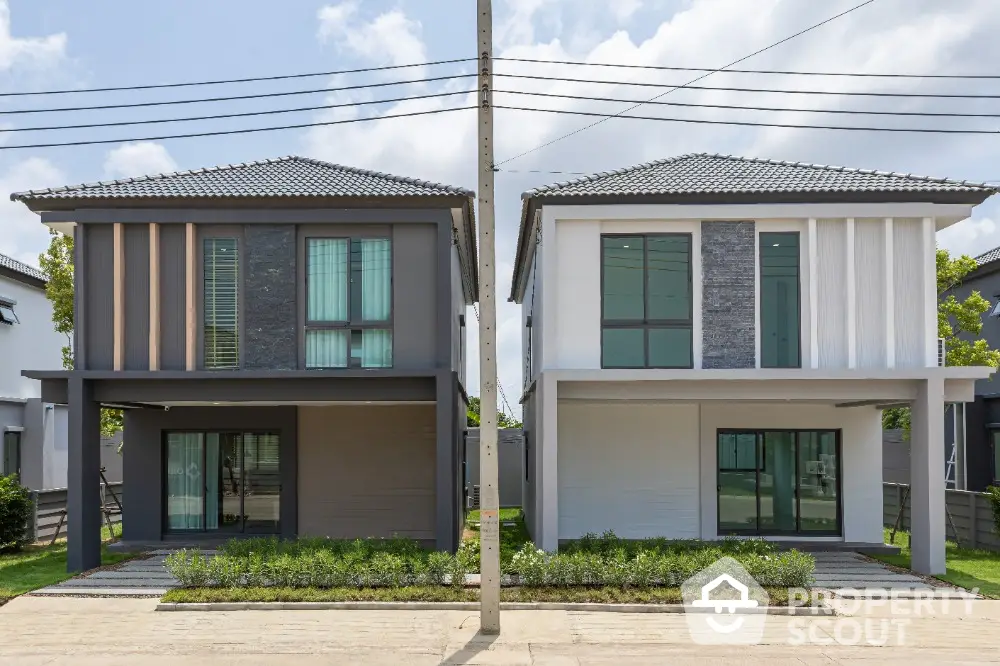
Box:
[681,556,769,644]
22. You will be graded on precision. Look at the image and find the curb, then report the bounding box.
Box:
[155,601,837,615]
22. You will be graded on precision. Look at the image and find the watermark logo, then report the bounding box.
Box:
[681,556,769,644]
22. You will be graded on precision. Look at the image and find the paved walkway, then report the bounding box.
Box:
[3,596,1000,664]
[810,552,966,598]
[32,550,185,597]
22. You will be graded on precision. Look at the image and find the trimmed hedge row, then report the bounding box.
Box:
[165,534,814,589]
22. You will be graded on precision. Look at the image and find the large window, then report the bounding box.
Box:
[718,429,841,535]
[164,431,280,534]
[760,232,801,368]
[305,237,392,368]
[601,234,692,368]
[2,431,20,478]
[203,238,240,369]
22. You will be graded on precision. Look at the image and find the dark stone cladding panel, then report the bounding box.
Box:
[244,225,297,370]
[701,221,755,369]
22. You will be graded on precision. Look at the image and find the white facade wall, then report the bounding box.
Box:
[536,204,946,373]
[553,400,883,543]
[0,275,64,400]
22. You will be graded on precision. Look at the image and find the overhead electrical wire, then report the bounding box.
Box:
[0,58,477,97]
[0,73,478,115]
[0,106,475,150]
[494,105,1000,135]
[495,89,1000,118]
[0,90,477,133]
[494,73,1000,100]
[495,57,1000,80]
[494,0,880,166]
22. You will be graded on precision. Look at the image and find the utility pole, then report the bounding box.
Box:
[476,0,501,635]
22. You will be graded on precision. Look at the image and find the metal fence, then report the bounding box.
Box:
[26,483,124,543]
[883,482,1000,551]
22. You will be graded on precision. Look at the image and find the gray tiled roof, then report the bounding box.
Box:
[974,245,1000,268]
[0,251,46,283]
[523,153,997,198]
[11,156,473,201]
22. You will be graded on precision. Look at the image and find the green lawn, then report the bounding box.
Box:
[0,524,130,603]
[465,508,524,523]
[874,528,1000,599]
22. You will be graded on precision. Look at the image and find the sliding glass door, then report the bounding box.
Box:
[164,431,280,534]
[717,430,841,536]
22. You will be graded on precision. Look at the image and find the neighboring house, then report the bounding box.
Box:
[509,153,996,574]
[940,245,1000,491]
[12,156,477,571]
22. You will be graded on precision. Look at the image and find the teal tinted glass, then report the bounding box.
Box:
[602,237,644,320]
[602,328,644,367]
[647,236,690,320]
[648,327,692,368]
[760,232,800,368]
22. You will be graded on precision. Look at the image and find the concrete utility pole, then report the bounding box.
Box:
[476,0,501,635]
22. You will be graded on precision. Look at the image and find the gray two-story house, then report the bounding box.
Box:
[12,156,478,571]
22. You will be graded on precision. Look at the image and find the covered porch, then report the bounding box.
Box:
[523,367,993,574]
[27,369,468,572]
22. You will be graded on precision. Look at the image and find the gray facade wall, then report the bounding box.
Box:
[701,221,756,369]
[393,224,438,369]
[83,225,114,370]
[122,405,297,541]
[297,405,436,542]
[464,428,524,508]
[244,225,297,370]
[124,224,150,370]
[158,225,187,371]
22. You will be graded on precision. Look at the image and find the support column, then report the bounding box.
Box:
[910,376,946,574]
[537,372,558,552]
[435,372,457,552]
[67,377,101,572]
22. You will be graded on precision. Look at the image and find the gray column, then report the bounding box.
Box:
[67,377,101,572]
[538,373,558,552]
[910,376,946,574]
[435,372,457,552]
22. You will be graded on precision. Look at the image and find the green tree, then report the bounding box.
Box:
[39,231,124,440]
[882,248,1000,434]
[467,396,522,429]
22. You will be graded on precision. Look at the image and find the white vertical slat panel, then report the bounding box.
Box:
[846,218,856,368]
[854,218,886,368]
[816,219,848,367]
[922,217,937,367]
[808,218,819,368]
[893,218,924,367]
[885,218,895,368]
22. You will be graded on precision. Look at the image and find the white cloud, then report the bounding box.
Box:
[317,3,426,67]
[937,218,999,260]
[0,157,65,266]
[0,1,66,70]
[304,0,1000,416]
[103,142,178,180]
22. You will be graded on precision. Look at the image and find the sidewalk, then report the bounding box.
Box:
[3,596,1000,664]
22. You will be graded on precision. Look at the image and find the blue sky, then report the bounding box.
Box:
[2,0,1000,411]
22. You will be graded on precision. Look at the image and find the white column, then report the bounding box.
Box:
[884,218,895,368]
[922,217,937,367]
[910,376,946,574]
[807,218,819,368]
[845,218,857,369]
[537,372,559,552]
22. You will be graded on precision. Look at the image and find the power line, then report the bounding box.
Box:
[495,89,1000,119]
[0,73,477,115]
[495,105,1000,135]
[0,90,477,133]
[495,73,1000,100]
[471,302,517,421]
[495,57,1000,80]
[0,106,475,150]
[495,0,879,167]
[0,58,476,98]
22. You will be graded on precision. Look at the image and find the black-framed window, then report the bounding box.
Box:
[305,237,392,369]
[601,234,692,368]
[2,431,21,477]
[0,300,19,325]
[203,238,240,369]
[760,232,801,368]
[163,430,280,535]
[717,429,841,536]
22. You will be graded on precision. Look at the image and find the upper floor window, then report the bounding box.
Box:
[760,232,801,368]
[0,299,18,325]
[601,234,692,368]
[3,431,21,478]
[203,238,240,369]
[305,237,392,368]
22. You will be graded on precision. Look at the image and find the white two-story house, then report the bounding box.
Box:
[509,153,997,575]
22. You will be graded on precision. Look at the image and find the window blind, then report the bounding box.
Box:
[204,238,240,369]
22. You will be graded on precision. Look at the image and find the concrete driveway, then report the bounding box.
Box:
[3,596,1000,665]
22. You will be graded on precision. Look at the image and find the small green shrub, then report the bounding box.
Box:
[986,486,1000,537]
[0,475,33,553]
